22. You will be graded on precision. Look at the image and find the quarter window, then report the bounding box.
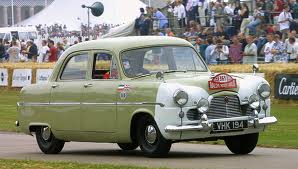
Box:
[60,53,89,80]
[92,53,118,79]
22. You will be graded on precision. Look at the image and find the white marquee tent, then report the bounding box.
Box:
[19,0,146,31]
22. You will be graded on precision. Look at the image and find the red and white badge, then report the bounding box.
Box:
[208,73,237,90]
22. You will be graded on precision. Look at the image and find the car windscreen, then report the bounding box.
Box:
[28,32,37,39]
[18,32,28,41]
[121,46,208,78]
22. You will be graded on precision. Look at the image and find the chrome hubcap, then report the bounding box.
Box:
[145,125,157,144]
[41,127,51,141]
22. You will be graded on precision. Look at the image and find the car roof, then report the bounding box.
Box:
[66,36,193,54]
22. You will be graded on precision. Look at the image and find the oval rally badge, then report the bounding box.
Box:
[208,73,237,90]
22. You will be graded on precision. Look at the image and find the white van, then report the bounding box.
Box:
[0,27,40,42]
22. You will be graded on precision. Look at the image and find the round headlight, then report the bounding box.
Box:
[248,94,260,109]
[197,98,209,113]
[173,90,188,106]
[257,83,271,99]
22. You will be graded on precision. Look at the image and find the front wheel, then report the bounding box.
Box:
[137,117,172,157]
[117,143,138,151]
[224,133,259,155]
[35,126,65,154]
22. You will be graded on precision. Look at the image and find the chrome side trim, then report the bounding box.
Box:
[117,102,165,107]
[81,102,116,105]
[50,102,80,106]
[18,102,165,107]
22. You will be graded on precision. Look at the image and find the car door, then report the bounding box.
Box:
[80,51,119,133]
[49,52,89,131]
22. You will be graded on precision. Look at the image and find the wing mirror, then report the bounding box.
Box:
[156,71,165,82]
[252,64,259,75]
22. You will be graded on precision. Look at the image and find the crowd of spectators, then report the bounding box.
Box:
[135,0,298,64]
[0,37,77,63]
[1,0,298,64]
[35,23,117,38]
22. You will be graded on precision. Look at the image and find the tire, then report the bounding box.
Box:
[117,143,138,151]
[224,133,259,155]
[137,116,172,157]
[35,126,65,154]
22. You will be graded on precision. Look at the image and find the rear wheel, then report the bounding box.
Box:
[137,117,172,157]
[224,133,259,155]
[35,126,65,154]
[117,143,138,151]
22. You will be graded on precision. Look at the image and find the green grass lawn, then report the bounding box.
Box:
[0,159,168,169]
[0,90,19,132]
[0,90,297,148]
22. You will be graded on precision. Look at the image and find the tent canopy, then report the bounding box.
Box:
[19,0,146,31]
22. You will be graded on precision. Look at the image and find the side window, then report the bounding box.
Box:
[60,53,89,80]
[92,53,119,80]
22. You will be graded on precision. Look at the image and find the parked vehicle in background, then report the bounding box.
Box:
[0,27,40,44]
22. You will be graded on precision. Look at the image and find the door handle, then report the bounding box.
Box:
[51,84,59,88]
[84,83,93,88]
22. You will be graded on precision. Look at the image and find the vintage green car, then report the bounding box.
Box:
[17,36,277,157]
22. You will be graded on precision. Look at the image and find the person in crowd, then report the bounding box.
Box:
[0,39,5,62]
[205,37,217,64]
[214,2,224,31]
[223,2,233,25]
[25,41,38,62]
[153,8,169,29]
[243,35,258,64]
[229,36,243,64]
[211,39,229,64]
[273,0,285,23]
[48,40,58,62]
[285,30,298,48]
[37,40,50,63]
[198,0,207,26]
[62,38,70,50]
[232,1,242,34]
[246,4,264,35]
[138,14,151,36]
[239,2,250,34]
[19,50,28,62]
[278,5,293,41]
[286,37,298,62]
[173,0,186,28]
[264,34,276,63]
[189,0,199,22]
[271,34,288,62]
[194,37,207,61]
[263,0,274,24]
[165,28,175,37]
[292,0,298,19]
[7,41,20,63]
[56,42,65,59]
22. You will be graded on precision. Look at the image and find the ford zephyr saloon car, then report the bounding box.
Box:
[16,36,277,157]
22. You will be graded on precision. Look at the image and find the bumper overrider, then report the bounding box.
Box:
[165,115,277,132]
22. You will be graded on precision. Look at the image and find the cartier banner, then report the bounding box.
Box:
[275,74,298,100]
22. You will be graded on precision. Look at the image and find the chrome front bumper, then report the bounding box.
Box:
[165,116,277,132]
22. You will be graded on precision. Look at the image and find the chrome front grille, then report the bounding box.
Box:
[207,95,243,120]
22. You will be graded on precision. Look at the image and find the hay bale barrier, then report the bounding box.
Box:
[0,62,297,103]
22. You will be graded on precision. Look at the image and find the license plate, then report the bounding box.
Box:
[212,120,248,132]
